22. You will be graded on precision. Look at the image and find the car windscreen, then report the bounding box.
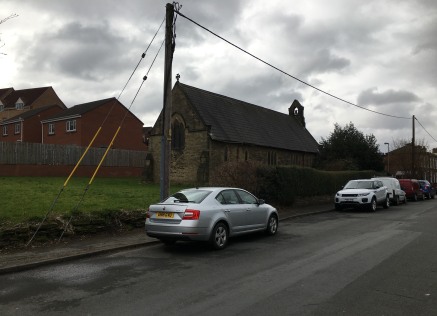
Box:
[163,190,212,204]
[344,181,373,189]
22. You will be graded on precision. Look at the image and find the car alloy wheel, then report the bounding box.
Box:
[210,222,228,250]
[383,196,390,209]
[266,215,278,235]
[369,197,377,212]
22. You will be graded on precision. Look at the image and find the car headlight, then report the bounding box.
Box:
[357,192,370,197]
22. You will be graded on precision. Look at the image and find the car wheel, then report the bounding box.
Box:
[369,197,377,212]
[413,193,418,201]
[421,194,425,201]
[210,222,228,250]
[394,195,400,206]
[383,196,390,209]
[265,214,278,235]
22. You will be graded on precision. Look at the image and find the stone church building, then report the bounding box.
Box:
[146,81,319,185]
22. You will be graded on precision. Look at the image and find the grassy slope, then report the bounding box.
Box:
[0,177,184,224]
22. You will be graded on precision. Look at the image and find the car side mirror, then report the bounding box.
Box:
[257,199,265,205]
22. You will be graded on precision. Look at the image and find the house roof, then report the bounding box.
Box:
[177,82,319,153]
[1,105,62,124]
[1,87,53,108]
[43,97,144,125]
[0,88,14,101]
[45,98,115,121]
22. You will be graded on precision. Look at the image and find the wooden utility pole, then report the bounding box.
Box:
[412,115,415,178]
[160,3,174,200]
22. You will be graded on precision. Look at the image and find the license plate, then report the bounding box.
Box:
[345,198,354,201]
[156,212,174,219]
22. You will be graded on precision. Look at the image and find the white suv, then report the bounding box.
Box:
[335,179,390,212]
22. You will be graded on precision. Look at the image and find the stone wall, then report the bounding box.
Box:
[146,84,317,185]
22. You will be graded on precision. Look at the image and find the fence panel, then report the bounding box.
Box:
[0,142,147,167]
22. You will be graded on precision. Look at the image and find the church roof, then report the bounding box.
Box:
[177,82,319,153]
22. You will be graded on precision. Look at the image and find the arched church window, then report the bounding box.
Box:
[171,119,185,150]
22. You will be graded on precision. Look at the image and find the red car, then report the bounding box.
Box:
[399,179,425,201]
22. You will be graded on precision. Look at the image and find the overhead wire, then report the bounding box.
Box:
[28,18,166,247]
[174,9,411,120]
[58,35,166,242]
[415,117,437,143]
[117,15,165,100]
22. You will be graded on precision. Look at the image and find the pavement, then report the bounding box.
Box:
[0,202,334,275]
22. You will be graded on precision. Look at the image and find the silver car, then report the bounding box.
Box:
[145,187,279,250]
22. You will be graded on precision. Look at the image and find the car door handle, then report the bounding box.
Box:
[245,209,251,212]
[224,210,230,213]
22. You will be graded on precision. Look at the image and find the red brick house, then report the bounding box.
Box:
[41,98,146,151]
[0,86,66,122]
[0,105,65,143]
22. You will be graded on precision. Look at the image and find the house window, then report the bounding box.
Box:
[171,120,185,150]
[14,123,21,134]
[66,120,76,132]
[48,123,55,135]
[15,102,24,110]
[2,125,7,136]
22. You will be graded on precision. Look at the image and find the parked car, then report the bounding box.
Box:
[398,179,425,201]
[335,179,390,212]
[372,177,407,205]
[418,180,436,199]
[145,187,279,250]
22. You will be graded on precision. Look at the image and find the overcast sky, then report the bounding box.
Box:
[1,0,436,151]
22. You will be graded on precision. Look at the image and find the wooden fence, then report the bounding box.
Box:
[0,142,147,168]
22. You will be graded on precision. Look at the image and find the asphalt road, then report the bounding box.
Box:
[1,199,437,315]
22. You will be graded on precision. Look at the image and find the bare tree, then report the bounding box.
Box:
[390,138,428,178]
[0,13,18,56]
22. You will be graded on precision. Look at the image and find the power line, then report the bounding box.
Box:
[174,9,411,120]
[117,15,165,100]
[415,117,437,143]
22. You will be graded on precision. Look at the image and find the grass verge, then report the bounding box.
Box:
[0,177,185,225]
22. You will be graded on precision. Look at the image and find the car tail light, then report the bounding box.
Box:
[182,209,200,220]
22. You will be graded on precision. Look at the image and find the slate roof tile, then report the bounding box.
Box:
[178,82,319,153]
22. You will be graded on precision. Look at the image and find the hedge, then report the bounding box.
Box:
[210,161,375,205]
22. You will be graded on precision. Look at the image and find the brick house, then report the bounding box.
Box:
[0,86,66,122]
[387,144,437,183]
[146,82,319,184]
[41,98,146,151]
[0,105,65,143]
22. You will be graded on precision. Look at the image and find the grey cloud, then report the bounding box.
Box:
[411,19,437,55]
[307,49,350,74]
[357,88,421,106]
[22,21,136,80]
